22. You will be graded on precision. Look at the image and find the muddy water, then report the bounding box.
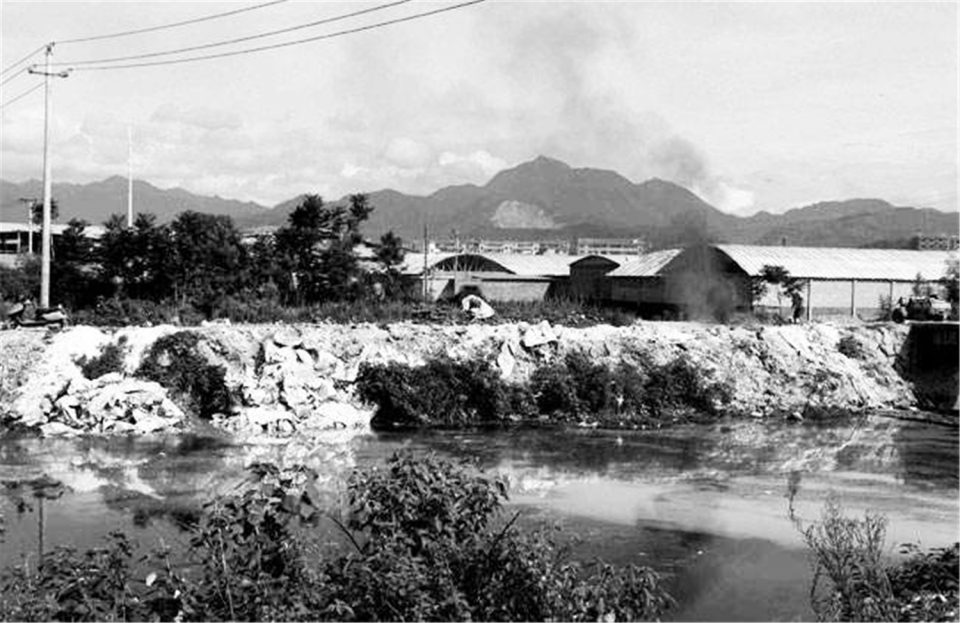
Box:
[0,414,957,621]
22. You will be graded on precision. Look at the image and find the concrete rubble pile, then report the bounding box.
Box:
[38,374,186,437]
[0,319,925,439]
[217,326,371,437]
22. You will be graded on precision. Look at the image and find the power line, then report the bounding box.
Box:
[71,0,488,72]
[1,66,30,88]
[58,0,289,44]
[1,44,47,77]
[51,0,412,67]
[0,81,44,110]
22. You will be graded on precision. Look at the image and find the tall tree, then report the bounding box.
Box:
[52,219,102,307]
[169,211,247,311]
[274,193,375,303]
[98,213,174,301]
[375,231,406,299]
[30,198,59,225]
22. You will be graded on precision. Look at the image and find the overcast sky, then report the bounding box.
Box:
[1,1,957,215]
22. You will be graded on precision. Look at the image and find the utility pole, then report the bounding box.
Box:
[28,43,70,308]
[127,125,134,227]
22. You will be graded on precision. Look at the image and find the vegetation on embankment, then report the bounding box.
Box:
[0,319,927,436]
[356,350,734,430]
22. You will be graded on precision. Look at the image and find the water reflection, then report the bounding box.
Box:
[0,414,957,621]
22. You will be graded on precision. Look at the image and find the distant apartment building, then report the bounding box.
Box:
[418,238,572,255]
[915,233,960,251]
[573,237,646,256]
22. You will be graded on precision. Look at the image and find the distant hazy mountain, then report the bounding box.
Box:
[0,176,267,225]
[2,157,957,248]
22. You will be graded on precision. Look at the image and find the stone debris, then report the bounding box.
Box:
[2,319,921,439]
[31,374,185,436]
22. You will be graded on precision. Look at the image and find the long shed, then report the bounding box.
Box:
[606,244,956,320]
[402,253,586,302]
[716,245,956,319]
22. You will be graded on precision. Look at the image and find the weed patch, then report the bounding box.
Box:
[797,496,959,622]
[837,335,869,360]
[136,331,232,419]
[75,337,127,380]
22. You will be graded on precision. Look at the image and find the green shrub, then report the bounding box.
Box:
[801,497,898,621]
[71,298,192,327]
[798,497,959,622]
[75,337,127,380]
[641,355,732,420]
[357,358,527,429]
[837,335,868,360]
[888,543,959,622]
[323,452,674,622]
[0,454,674,622]
[529,351,731,426]
[136,331,232,419]
[358,350,733,429]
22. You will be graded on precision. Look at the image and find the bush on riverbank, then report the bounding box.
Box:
[358,350,734,430]
[75,336,127,380]
[358,358,534,428]
[136,331,232,419]
[0,453,673,622]
[800,497,959,622]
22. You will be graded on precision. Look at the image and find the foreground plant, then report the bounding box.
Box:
[798,496,958,622]
[1,453,673,622]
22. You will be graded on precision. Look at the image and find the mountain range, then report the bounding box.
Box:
[2,156,957,249]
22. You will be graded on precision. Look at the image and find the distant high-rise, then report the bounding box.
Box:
[915,233,960,251]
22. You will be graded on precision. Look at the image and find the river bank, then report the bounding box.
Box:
[1,319,946,438]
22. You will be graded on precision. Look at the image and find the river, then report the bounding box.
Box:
[1,413,957,621]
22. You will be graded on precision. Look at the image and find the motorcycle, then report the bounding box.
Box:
[5,302,69,329]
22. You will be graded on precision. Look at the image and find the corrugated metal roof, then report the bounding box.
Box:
[433,253,585,277]
[716,245,957,281]
[569,254,623,268]
[399,252,455,275]
[607,249,683,277]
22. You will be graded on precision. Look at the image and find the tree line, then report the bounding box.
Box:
[0,193,407,317]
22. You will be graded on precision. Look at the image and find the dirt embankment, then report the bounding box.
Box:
[0,320,923,438]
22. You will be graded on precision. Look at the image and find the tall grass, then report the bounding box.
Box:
[798,496,959,622]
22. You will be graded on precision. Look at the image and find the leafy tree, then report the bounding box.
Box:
[245,233,285,300]
[0,256,40,304]
[375,231,406,298]
[52,219,104,308]
[169,211,247,314]
[98,213,174,301]
[758,264,804,315]
[274,193,375,303]
[29,198,59,226]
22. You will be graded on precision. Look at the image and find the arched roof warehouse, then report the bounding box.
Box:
[430,253,586,277]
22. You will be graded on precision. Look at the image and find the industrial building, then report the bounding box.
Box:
[401,252,585,302]
[607,244,956,320]
[0,221,106,268]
